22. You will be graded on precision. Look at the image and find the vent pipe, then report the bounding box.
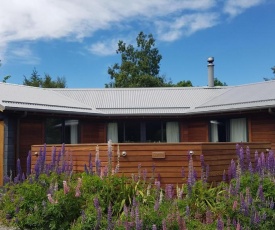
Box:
[207,57,214,87]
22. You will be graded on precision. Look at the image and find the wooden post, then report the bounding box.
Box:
[0,120,4,186]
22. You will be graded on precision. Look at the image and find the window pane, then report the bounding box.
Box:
[146,121,163,142]
[210,120,226,142]
[45,118,62,144]
[118,121,140,142]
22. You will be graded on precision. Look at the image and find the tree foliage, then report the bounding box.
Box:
[0,60,11,83]
[23,68,66,88]
[214,77,227,86]
[107,32,171,88]
[263,66,275,81]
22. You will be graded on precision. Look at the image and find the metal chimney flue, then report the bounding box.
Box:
[207,57,214,87]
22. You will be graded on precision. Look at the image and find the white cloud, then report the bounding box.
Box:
[224,0,265,17]
[156,13,220,42]
[88,40,118,56]
[0,0,267,59]
[8,43,40,65]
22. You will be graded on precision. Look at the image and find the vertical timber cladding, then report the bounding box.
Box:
[80,121,106,143]
[249,112,275,148]
[0,120,4,186]
[180,118,209,142]
[19,118,44,174]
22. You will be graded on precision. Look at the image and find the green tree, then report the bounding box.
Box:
[0,60,11,83]
[173,80,193,87]
[214,77,227,86]
[263,66,275,81]
[107,32,169,88]
[23,68,66,88]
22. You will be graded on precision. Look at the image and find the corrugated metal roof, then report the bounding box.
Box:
[0,83,100,115]
[2,80,275,116]
[53,87,229,114]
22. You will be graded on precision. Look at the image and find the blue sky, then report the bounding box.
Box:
[0,0,274,88]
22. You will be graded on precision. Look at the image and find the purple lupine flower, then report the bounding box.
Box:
[222,170,226,181]
[107,204,113,230]
[165,184,173,200]
[270,199,274,209]
[94,197,101,230]
[228,165,232,181]
[152,224,157,230]
[245,187,253,206]
[253,211,260,225]
[135,206,142,230]
[93,197,100,209]
[162,219,167,230]
[246,146,251,170]
[181,167,185,178]
[26,151,31,177]
[240,193,248,216]
[206,209,213,224]
[267,150,274,174]
[81,210,86,223]
[154,200,159,211]
[248,162,253,174]
[230,159,236,179]
[257,184,265,202]
[255,151,259,171]
[107,140,112,175]
[142,169,147,181]
[239,147,245,173]
[132,197,137,208]
[185,205,190,217]
[236,144,240,157]
[3,175,10,185]
[50,147,56,171]
[138,163,141,179]
[123,204,128,218]
[205,164,209,182]
[217,217,224,230]
[88,152,93,174]
[152,163,156,179]
[16,158,22,182]
[95,148,101,176]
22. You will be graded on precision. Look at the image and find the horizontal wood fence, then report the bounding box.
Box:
[31,142,271,186]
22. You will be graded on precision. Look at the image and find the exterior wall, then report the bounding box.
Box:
[80,121,106,143]
[19,118,45,173]
[249,112,275,148]
[3,118,16,180]
[31,142,270,186]
[180,119,209,142]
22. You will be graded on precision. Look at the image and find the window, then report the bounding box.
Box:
[210,118,247,142]
[108,120,179,143]
[45,118,79,144]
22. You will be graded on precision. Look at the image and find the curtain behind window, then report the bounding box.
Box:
[70,123,78,144]
[166,122,179,142]
[107,122,118,143]
[230,118,247,142]
[210,123,219,142]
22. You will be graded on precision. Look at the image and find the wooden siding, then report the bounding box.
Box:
[19,119,44,173]
[80,121,106,143]
[31,142,270,186]
[0,121,4,186]
[179,119,209,142]
[249,113,275,146]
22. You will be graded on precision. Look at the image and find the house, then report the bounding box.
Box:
[1,59,275,184]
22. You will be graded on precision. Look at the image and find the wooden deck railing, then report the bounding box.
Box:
[31,142,271,186]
